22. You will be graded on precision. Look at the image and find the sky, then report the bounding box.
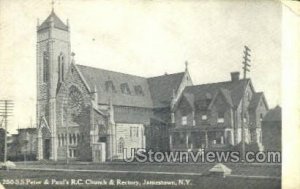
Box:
[0,0,281,133]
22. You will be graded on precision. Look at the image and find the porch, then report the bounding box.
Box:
[169,126,233,151]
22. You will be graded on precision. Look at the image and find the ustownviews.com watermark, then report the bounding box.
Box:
[122,149,281,163]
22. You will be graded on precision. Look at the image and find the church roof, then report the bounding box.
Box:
[38,11,68,31]
[183,79,250,107]
[147,72,185,108]
[77,65,153,108]
[76,65,185,108]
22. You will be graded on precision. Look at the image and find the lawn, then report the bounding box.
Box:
[13,161,281,177]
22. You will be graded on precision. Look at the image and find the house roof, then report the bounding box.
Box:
[219,88,233,106]
[182,93,195,109]
[183,79,250,108]
[263,106,281,122]
[210,88,234,108]
[38,11,68,31]
[249,92,263,110]
[147,72,185,108]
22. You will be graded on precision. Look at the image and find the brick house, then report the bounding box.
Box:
[170,72,269,151]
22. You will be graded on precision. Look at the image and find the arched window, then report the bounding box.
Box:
[43,52,49,82]
[58,53,65,82]
[118,137,125,153]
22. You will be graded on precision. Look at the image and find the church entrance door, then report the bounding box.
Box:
[44,139,50,159]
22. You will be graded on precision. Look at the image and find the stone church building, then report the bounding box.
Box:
[36,10,268,162]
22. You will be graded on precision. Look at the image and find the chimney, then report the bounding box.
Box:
[231,72,240,82]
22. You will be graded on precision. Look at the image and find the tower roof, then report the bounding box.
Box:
[38,11,68,31]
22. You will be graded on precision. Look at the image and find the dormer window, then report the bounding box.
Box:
[105,80,116,93]
[217,112,225,123]
[134,85,144,96]
[120,83,131,95]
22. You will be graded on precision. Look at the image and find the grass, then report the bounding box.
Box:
[13,161,281,177]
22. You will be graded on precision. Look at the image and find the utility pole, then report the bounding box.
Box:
[0,100,14,164]
[241,46,251,160]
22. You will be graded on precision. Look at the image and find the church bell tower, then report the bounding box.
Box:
[36,7,71,160]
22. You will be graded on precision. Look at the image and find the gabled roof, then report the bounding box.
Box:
[207,88,233,110]
[248,92,268,110]
[77,64,186,108]
[147,72,185,108]
[77,65,153,108]
[176,92,195,110]
[220,88,233,106]
[183,79,250,108]
[38,11,68,31]
[263,106,281,122]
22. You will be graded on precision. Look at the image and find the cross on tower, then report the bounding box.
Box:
[51,0,55,12]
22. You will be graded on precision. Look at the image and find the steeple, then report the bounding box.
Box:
[36,0,71,161]
[37,1,68,32]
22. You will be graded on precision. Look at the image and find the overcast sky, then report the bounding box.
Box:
[0,0,281,133]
